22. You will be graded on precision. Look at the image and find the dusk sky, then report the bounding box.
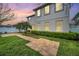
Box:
[2,3,42,25]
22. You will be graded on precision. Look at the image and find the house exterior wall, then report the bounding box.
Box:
[28,3,70,32]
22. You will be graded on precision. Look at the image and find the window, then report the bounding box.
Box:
[55,3,63,12]
[56,20,63,32]
[45,22,50,31]
[37,9,41,16]
[32,25,35,30]
[45,5,50,14]
[37,24,40,31]
[32,24,37,30]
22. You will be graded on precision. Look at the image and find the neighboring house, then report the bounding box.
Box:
[69,3,79,32]
[27,3,79,32]
[70,13,79,32]
[0,25,19,33]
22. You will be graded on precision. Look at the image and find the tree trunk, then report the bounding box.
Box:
[19,29,21,33]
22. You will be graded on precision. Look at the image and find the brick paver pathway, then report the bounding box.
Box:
[1,33,60,56]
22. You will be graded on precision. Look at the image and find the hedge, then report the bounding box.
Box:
[31,31,79,40]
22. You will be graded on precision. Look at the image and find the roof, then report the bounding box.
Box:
[72,12,79,20]
[27,3,52,18]
[0,25,15,27]
[33,3,52,11]
[27,14,35,18]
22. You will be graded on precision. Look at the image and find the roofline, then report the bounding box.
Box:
[27,3,52,18]
[0,25,16,27]
[27,14,35,18]
[72,12,79,20]
[33,3,52,11]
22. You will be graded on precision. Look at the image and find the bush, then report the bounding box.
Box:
[4,32,7,34]
[0,32,2,37]
[31,31,79,41]
[74,33,79,41]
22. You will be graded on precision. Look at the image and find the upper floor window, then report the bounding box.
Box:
[37,9,41,16]
[55,3,63,12]
[45,5,50,14]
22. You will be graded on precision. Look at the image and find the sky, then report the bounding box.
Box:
[70,3,79,20]
[2,3,42,25]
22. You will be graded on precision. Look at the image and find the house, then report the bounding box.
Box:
[69,3,79,32]
[70,12,79,32]
[27,3,79,32]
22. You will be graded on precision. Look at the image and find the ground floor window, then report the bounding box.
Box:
[45,22,50,31]
[56,20,63,32]
[32,24,40,31]
[37,24,40,31]
[32,24,37,30]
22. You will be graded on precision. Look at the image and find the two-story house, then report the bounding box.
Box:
[27,3,79,32]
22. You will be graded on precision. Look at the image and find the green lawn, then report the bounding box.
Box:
[1,34,79,56]
[0,36,42,56]
[41,36,79,56]
[24,33,79,56]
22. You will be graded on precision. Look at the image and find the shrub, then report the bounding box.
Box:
[0,32,2,37]
[31,31,79,41]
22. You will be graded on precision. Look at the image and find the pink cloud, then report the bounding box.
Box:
[2,3,42,25]
[2,9,34,25]
[13,9,34,17]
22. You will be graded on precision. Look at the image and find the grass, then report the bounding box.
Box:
[0,36,42,56]
[1,33,79,56]
[24,33,79,56]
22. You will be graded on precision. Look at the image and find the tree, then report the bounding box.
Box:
[16,23,23,32]
[0,3,14,25]
[22,22,32,32]
[0,3,14,35]
[16,22,32,33]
